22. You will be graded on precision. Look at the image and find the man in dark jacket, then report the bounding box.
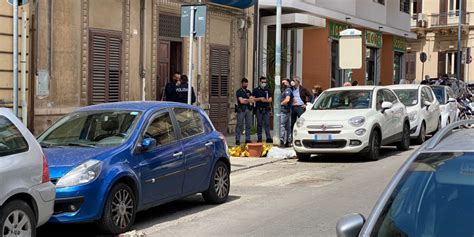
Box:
[290,77,312,134]
[165,72,181,102]
[175,75,196,104]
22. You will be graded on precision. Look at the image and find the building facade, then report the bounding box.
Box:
[258,0,414,90]
[408,0,473,83]
[16,0,255,134]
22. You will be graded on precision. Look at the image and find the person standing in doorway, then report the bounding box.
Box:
[280,78,293,147]
[235,78,254,146]
[290,77,312,135]
[175,75,196,104]
[165,72,181,102]
[252,76,273,143]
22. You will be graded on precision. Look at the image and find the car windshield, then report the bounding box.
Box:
[393,89,418,106]
[432,87,447,104]
[371,152,474,237]
[312,90,372,110]
[37,110,142,148]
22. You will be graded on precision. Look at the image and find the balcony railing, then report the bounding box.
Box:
[430,10,469,27]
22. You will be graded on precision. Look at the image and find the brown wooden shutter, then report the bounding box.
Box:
[405,53,416,80]
[438,52,446,77]
[209,47,230,134]
[439,0,448,25]
[416,0,423,13]
[89,29,122,105]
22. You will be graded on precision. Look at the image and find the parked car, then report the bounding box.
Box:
[37,102,230,235]
[0,108,55,237]
[336,119,474,237]
[293,86,410,161]
[431,85,459,127]
[389,84,441,144]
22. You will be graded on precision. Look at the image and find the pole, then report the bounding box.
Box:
[457,0,462,81]
[21,10,27,124]
[13,0,19,116]
[421,62,425,82]
[197,0,202,105]
[187,6,195,105]
[272,0,282,145]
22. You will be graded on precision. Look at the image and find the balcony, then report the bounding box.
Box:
[410,11,470,36]
[430,10,469,27]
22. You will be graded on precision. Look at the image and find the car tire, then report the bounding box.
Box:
[98,183,137,235]
[0,200,36,237]
[203,161,230,204]
[415,122,426,145]
[396,123,410,151]
[296,152,311,161]
[364,130,380,161]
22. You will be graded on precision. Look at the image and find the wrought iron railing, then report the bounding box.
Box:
[430,10,469,27]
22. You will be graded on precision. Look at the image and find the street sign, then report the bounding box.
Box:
[7,0,28,6]
[181,5,207,38]
[339,29,363,69]
[420,52,427,63]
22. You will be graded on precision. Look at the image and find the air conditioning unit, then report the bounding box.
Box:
[417,13,428,28]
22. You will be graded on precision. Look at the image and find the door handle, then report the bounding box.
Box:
[205,142,214,147]
[173,152,183,157]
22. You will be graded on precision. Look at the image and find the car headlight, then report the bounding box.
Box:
[409,112,418,122]
[355,128,367,136]
[348,116,365,127]
[56,160,103,188]
[296,118,305,128]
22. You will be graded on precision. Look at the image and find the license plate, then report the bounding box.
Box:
[314,134,333,141]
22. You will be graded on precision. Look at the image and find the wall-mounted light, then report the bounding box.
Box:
[378,26,384,30]
[345,17,351,21]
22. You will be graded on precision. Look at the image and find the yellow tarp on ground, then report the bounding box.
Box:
[229,144,273,157]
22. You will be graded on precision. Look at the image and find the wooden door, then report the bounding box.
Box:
[157,41,170,100]
[209,46,230,134]
[405,53,416,81]
[438,52,447,77]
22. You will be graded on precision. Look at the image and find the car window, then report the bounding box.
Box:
[312,90,372,110]
[421,88,430,105]
[393,89,418,107]
[424,88,434,102]
[376,90,384,111]
[383,90,398,104]
[432,87,446,104]
[371,152,474,237]
[144,112,177,146]
[173,108,204,139]
[0,116,28,157]
[447,87,455,99]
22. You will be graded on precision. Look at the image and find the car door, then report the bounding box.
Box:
[425,87,439,131]
[446,87,457,122]
[375,89,395,140]
[383,89,404,133]
[172,108,213,194]
[135,109,185,204]
[420,87,434,131]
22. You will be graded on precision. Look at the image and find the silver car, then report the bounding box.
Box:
[337,119,474,237]
[0,108,55,236]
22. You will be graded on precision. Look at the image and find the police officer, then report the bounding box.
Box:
[235,78,254,146]
[165,72,181,102]
[280,78,293,147]
[252,76,273,143]
[175,75,196,104]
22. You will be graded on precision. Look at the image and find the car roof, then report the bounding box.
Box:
[386,84,422,90]
[425,129,474,152]
[325,86,377,92]
[76,101,196,112]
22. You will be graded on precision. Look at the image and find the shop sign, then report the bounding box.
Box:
[365,30,383,48]
[330,21,350,39]
[393,36,407,52]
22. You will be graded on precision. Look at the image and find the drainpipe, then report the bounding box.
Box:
[197,0,202,105]
[140,0,146,101]
[253,0,259,88]
[21,10,28,124]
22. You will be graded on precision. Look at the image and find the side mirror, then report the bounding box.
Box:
[336,213,366,237]
[381,102,393,113]
[141,138,157,151]
[424,101,432,109]
[448,98,456,103]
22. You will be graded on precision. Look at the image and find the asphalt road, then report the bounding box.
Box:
[38,146,416,237]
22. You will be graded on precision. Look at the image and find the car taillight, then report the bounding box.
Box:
[42,154,50,183]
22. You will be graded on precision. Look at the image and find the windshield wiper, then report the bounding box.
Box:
[65,143,96,148]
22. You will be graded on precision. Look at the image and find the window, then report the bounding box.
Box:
[0,116,28,157]
[421,88,433,105]
[145,112,177,146]
[383,90,399,104]
[376,90,384,111]
[394,89,419,107]
[312,90,373,110]
[174,108,204,138]
[400,0,410,13]
[425,88,435,102]
[373,0,385,5]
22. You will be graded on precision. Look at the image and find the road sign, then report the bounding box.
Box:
[420,52,427,63]
[7,0,28,6]
[339,29,363,69]
[181,5,207,38]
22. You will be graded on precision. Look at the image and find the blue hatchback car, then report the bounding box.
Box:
[37,102,230,234]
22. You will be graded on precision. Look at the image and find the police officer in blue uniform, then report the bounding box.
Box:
[280,78,293,147]
[235,78,254,146]
[252,76,273,143]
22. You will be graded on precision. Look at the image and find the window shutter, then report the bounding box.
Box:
[89,30,122,105]
[438,52,446,77]
[209,47,230,134]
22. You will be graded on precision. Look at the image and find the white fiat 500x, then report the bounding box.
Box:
[293,86,410,161]
[389,84,441,144]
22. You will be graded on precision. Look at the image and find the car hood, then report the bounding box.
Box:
[301,109,371,122]
[44,147,115,179]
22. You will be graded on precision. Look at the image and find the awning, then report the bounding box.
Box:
[209,0,256,9]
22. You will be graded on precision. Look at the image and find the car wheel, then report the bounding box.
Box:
[0,200,36,237]
[396,123,410,151]
[364,130,380,161]
[98,183,136,235]
[415,122,426,145]
[296,152,311,161]
[203,161,230,204]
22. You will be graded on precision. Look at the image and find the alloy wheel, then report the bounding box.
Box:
[214,166,230,199]
[3,210,32,237]
[111,189,134,229]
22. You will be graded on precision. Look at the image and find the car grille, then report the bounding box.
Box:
[302,139,347,149]
[308,130,341,134]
